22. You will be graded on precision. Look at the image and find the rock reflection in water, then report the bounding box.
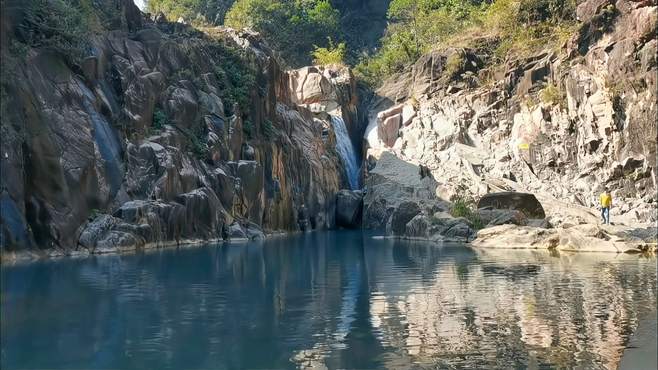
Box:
[365,245,656,369]
[1,232,655,370]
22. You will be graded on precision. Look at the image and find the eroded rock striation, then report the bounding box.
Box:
[362,0,656,248]
[0,5,356,259]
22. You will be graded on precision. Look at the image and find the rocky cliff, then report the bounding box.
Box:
[364,0,656,231]
[0,2,356,259]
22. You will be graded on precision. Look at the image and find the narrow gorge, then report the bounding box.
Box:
[1,0,656,260]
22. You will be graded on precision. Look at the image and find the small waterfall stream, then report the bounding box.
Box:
[330,115,360,189]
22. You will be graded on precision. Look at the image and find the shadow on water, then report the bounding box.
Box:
[1,231,656,369]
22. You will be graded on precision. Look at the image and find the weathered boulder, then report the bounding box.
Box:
[487,209,529,227]
[477,192,546,219]
[363,151,447,230]
[386,201,421,236]
[428,215,477,242]
[244,222,265,240]
[378,114,401,147]
[335,190,363,228]
[441,219,476,242]
[229,222,247,239]
[405,214,432,238]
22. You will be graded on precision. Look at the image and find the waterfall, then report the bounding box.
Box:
[330,115,360,189]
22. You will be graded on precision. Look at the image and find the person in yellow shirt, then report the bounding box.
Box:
[599,188,612,224]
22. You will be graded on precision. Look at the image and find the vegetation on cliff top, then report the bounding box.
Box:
[224,0,341,67]
[355,0,578,86]
[148,0,344,68]
[4,0,580,89]
[144,0,579,85]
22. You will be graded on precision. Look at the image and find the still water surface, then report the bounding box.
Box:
[2,231,656,369]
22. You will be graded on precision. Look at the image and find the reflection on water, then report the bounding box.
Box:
[1,232,656,369]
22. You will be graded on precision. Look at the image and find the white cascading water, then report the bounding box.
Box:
[330,115,360,189]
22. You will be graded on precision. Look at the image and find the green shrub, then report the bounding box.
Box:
[262,119,277,139]
[225,0,341,67]
[450,196,484,230]
[209,41,256,114]
[354,29,421,86]
[539,83,565,107]
[242,120,254,139]
[153,108,168,129]
[17,0,100,63]
[190,135,209,159]
[358,0,578,87]
[445,52,465,78]
[312,39,346,66]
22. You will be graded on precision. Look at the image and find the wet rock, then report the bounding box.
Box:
[335,190,363,229]
[236,161,264,223]
[429,215,477,242]
[363,151,445,230]
[245,222,265,240]
[386,201,421,236]
[229,222,247,239]
[405,214,431,238]
[441,219,476,242]
[210,168,236,209]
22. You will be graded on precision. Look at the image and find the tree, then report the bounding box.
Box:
[312,38,346,65]
[225,0,342,67]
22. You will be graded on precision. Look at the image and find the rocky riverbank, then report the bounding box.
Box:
[357,0,656,253]
[355,150,657,254]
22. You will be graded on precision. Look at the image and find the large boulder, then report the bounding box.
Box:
[335,190,363,228]
[428,215,477,242]
[376,105,403,147]
[363,151,446,230]
[405,214,431,238]
[386,201,421,236]
[486,209,529,227]
[477,192,546,219]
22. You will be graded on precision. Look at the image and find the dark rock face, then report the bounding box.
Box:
[386,201,421,236]
[402,213,477,242]
[440,218,476,242]
[477,192,546,219]
[478,209,529,227]
[405,214,431,238]
[335,190,363,228]
[0,13,351,258]
[489,210,529,227]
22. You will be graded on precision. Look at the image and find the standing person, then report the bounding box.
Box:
[599,187,612,224]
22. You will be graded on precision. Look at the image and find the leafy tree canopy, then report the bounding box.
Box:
[224,0,341,67]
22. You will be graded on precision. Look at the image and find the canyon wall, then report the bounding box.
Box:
[364,0,657,230]
[0,2,355,259]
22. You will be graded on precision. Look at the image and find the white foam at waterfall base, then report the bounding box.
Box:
[330,115,360,190]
